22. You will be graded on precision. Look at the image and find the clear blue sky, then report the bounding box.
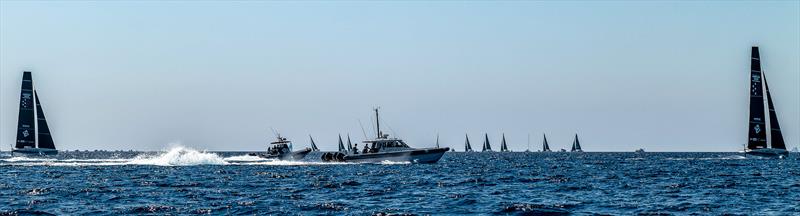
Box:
[1,1,798,151]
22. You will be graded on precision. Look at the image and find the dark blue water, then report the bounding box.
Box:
[1,148,798,215]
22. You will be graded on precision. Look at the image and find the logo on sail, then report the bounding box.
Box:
[21,93,32,107]
[751,74,760,82]
[754,124,761,134]
[22,130,29,137]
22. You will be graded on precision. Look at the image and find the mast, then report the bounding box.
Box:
[33,84,39,148]
[527,133,530,152]
[374,107,380,138]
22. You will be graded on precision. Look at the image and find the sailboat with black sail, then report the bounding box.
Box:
[482,133,493,152]
[570,134,583,152]
[309,135,320,152]
[464,134,473,152]
[337,134,346,153]
[13,71,57,156]
[321,108,450,163]
[541,134,551,152]
[745,46,789,158]
[500,133,510,152]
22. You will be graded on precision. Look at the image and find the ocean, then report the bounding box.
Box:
[1,147,798,215]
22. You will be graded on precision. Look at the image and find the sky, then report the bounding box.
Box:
[1,1,798,152]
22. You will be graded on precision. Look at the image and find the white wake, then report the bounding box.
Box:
[126,146,228,166]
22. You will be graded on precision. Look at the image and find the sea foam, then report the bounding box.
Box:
[127,146,228,166]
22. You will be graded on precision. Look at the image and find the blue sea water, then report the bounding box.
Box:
[1,147,798,215]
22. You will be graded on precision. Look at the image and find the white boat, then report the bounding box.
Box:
[321,108,449,163]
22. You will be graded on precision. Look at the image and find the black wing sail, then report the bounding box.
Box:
[500,134,509,152]
[338,135,345,152]
[309,135,319,151]
[764,75,786,150]
[346,135,353,153]
[15,72,36,149]
[482,134,492,152]
[747,47,768,150]
[542,134,550,152]
[464,134,472,151]
[571,134,581,151]
[35,90,56,149]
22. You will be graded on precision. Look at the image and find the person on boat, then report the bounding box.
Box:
[353,144,359,154]
[363,145,369,154]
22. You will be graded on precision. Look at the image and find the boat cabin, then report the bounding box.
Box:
[268,136,292,154]
[360,133,412,154]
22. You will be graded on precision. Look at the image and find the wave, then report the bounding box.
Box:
[1,157,57,162]
[665,155,749,161]
[379,160,411,165]
[223,154,269,162]
[126,146,228,166]
[238,160,349,166]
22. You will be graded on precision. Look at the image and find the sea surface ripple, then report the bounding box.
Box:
[1,149,798,215]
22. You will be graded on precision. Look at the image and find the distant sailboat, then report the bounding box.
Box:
[500,133,510,152]
[464,134,473,152]
[435,134,440,148]
[541,134,551,152]
[745,46,789,158]
[13,71,57,156]
[525,133,531,152]
[309,135,320,151]
[482,133,493,152]
[347,135,354,153]
[337,134,346,152]
[570,134,583,152]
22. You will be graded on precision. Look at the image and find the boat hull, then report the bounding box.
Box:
[324,147,449,164]
[12,148,58,156]
[254,148,312,160]
[745,148,789,158]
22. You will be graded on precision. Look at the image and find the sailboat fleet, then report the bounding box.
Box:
[6,46,796,159]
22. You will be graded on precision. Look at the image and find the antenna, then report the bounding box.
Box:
[358,119,368,140]
[270,127,280,139]
[374,107,381,138]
